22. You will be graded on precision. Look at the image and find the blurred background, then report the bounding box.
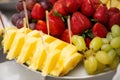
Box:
[0,0,17,20]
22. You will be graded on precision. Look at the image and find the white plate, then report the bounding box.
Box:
[21,62,116,80]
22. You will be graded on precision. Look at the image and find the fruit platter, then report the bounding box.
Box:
[0,0,120,80]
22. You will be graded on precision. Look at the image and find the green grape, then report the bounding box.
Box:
[71,35,87,51]
[115,48,120,56]
[84,49,94,58]
[109,56,119,70]
[101,44,112,52]
[84,56,97,74]
[110,37,120,49]
[95,51,111,64]
[90,37,102,51]
[108,49,117,62]
[111,25,120,37]
[96,61,106,73]
[106,32,113,41]
[102,38,110,44]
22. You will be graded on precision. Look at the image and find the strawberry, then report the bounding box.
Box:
[94,5,109,24]
[48,14,65,36]
[35,20,47,34]
[61,29,73,43]
[91,0,101,9]
[85,37,91,48]
[65,0,80,13]
[81,0,95,17]
[77,0,83,6]
[108,7,120,17]
[31,3,45,20]
[108,13,120,30]
[92,22,108,38]
[71,12,92,34]
[52,0,68,16]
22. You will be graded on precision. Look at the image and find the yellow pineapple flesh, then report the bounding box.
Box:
[42,49,61,76]
[60,53,83,76]
[29,39,48,71]
[3,28,83,77]
[6,33,25,60]
[17,36,38,64]
[50,44,80,76]
[3,29,17,53]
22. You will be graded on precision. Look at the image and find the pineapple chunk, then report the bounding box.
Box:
[29,39,48,70]
[101,0,120,9]
[17,27,31,33]
[6,33,25,60]
[60,53,83,76]
[61,44,77,59]
[50,44,78,76]
[29,36,57,71]
[48,39,67,50]
[42,49,61,76]
[43,35,56,43]
[27,30,40,38]
[3,29,17,53]
[17,37,38,64]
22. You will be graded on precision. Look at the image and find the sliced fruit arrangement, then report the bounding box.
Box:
[0,0,120,76]
[1,27,83,76]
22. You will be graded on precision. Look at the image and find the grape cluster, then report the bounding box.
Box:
[11,0,51,30]
[83,25,120,74]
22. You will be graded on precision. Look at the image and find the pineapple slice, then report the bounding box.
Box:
[48,39,67,50]
[60,53,83,76]
[50,44,78,76]
[101,0,120,9]
[42,49,61,76]
[3,29,17,53]
[27,30,40,38]
[29,39,48,70]
[43,35,56,43]
[17,36,38,64]
[29,35,56,70]
[3,28,31,54]
[6,33,25,60]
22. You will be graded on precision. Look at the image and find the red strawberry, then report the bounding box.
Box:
[94,5,109,24]
[35,20,47,34]
[31,3,45,20]
[85,37,91,48]
[91,0,101,9]
[61,29,73,43]
[77,0,83,6]
[49,14,65,36]
[71,12,92,34]
[52,0,68,16]
[108,7,120,17]
[108,12,120,30]
[92,22,108,38]
[65,0,80,13]
[81,0,95,17]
